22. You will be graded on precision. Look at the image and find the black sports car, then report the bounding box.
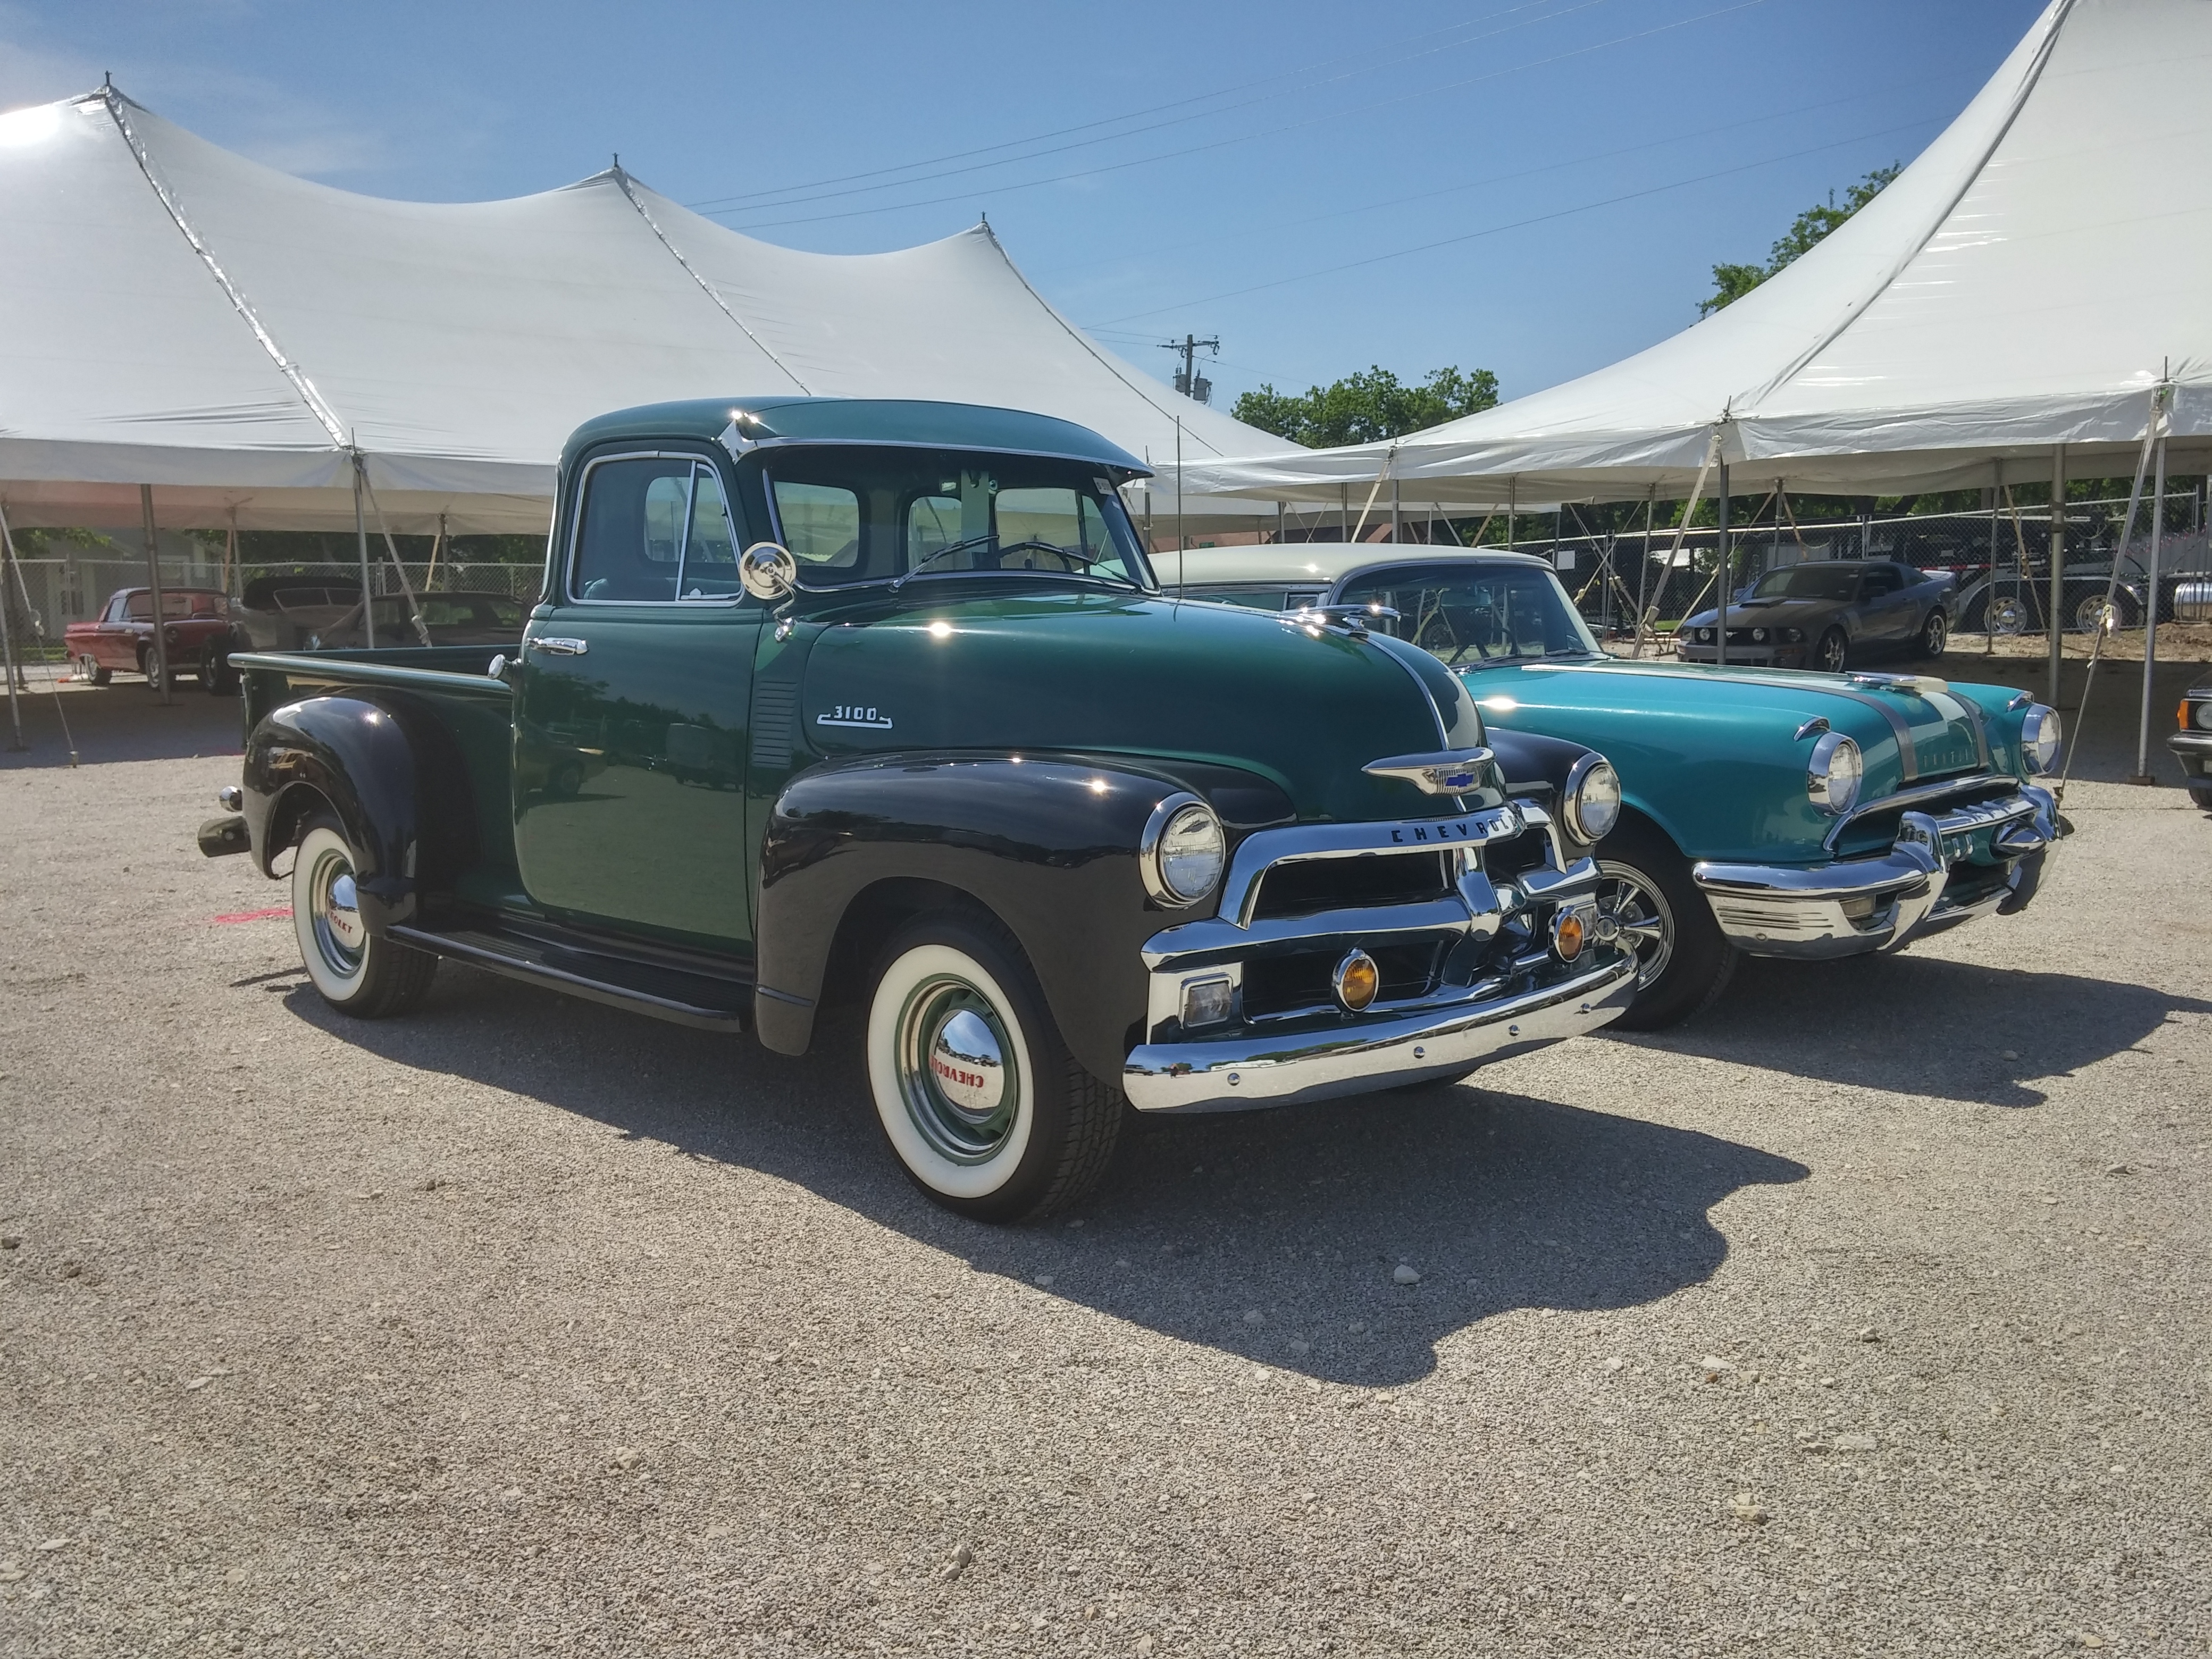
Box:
[1677,558,1957,673]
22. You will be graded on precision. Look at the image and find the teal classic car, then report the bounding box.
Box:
[197,400,1639,1220]
[1169,545,2066,1029]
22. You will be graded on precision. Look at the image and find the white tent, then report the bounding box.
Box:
[0,86,1292,534]
[1167,0,2212,509]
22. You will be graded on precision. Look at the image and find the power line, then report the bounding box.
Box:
[1086,115,1942,328]
[684,0,1594,213]
[1026,64,1974,286]
[715,0,1765,232]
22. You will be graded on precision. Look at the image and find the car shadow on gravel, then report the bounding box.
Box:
[281,967,1806,1389]
[1628,952,2212,1107]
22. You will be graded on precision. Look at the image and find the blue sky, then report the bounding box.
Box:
[4,0,2049,415]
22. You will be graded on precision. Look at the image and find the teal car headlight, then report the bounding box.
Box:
[1143,794,1226,907]
[1807,732,1862,816]
[1563,756,1622,842]
[2021,704,2062,773]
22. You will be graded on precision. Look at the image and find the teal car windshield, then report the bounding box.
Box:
[1752,565,1862,601]
[1337,562,1601,666]
[764,446,1154,592]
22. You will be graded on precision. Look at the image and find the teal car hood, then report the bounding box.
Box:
[798,590,1473,824]
[1457,657,2024,860]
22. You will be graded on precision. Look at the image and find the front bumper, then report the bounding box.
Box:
[1124,950,1635,1111]
[1689,784,2061,959]
[1122,802,1635,1112]
[2170,728,2212,781]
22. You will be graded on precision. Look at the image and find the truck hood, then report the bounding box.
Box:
[1456,655,2021,859]
[793,589,1472,824]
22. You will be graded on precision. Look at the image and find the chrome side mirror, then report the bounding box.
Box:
[739,541,798,602]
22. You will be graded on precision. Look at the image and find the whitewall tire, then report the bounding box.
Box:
[289,816,438,1018]
[865,913,1122,1222]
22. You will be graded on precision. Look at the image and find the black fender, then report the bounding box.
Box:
[754,751,1292,1084]
[241,693,481,933]
[1486,727,1599,810]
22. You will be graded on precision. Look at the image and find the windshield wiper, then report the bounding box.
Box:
[890,533,1131,592]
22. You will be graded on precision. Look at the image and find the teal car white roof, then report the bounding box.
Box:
[1170,543,1555,589]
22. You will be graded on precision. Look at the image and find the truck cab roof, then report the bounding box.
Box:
[563,397,1151,481]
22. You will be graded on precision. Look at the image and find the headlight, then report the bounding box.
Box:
[1142,794,1225,907]
[2020,704,2062,773]
[1751,627,1769,642]
[1697,628,1714,643]
[1563,756,1622,842]
[1783,627,1805,643]
[1807,731,1862,816]
[2193,698,2212,731]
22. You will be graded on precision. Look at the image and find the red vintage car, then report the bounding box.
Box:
[65,588,240,693]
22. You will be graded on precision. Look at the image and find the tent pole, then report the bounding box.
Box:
[1390,470,1400,543]
[1636,485,1654,651]
[353,454,375,649]
[1174,417,1184,597]
[2047,445,2066,707]
[0,522,21,748]
[223,515,237,599]
[425,512,447,592]
[1986,464,1999,657]
[1339,485,1348,542]
[141,484,172,706]
[1715,460,1731,669]
[1506,478,1516,550]
[2134,423,2169,783]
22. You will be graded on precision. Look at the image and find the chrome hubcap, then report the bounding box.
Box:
[308,846,365,977]
[895,978,1017,1163]
[1595,862,1674,990]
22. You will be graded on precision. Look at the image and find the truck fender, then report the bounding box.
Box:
[755,752,1285,1084]
[1486,728,1607,832]
[242,693,480,933]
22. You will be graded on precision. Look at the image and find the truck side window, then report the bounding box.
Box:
[573,456,741,603]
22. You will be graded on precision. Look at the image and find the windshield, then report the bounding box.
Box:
[763,447,1153,591]
[1752,564,1862,602]
[1336,563,1599,665]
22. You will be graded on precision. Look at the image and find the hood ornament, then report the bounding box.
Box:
[1364,748,1495,795]
[1282,602,1399,640]
[1847,671,1949,695]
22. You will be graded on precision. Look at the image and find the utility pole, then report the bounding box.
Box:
[1159,334,1219,405]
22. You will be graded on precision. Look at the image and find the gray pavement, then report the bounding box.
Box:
[2,665,2208,1656]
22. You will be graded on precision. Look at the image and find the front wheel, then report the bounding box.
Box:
[2190,784,2212,812]
[1916,608,1948,660]
[202,646,237,696]
[1592,822,1738,1030]
[290,816,438,1017]
[866,911,1121,1222]
[1815,627,1849,674]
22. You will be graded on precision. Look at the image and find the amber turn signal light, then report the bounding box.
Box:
[1551,910,1587,962]
[1332,949,1380,1013]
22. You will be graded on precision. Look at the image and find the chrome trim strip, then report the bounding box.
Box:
[1218,807,1523,928]
[1142,898,1478,973]
[1124,951,1636,1112]
[1821,771,2019,853]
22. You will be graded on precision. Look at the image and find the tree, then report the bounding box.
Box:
[1232,364,1499,449]
[1698,164,1902,317]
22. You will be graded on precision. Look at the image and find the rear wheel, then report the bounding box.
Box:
[866,911,1121,1222]
[1592,820,1738,1030]
[202,645,237,696]
[2191,784,2212,812]
[1915,608,1948,660]
[290,816,438,1017]
[1815,628,1849,674]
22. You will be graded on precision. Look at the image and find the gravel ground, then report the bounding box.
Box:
[2,677,2208,1656]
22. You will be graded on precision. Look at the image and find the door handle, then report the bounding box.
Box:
[530,636,589,656]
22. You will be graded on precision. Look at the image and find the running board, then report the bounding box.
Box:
[387,920,751,1033]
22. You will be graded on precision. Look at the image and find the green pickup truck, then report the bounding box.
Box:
[200,398,1637,1220]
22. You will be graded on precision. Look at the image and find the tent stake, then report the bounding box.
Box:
[141,484,172,705]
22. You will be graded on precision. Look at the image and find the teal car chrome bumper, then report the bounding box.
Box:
[1689,785,2060,959]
